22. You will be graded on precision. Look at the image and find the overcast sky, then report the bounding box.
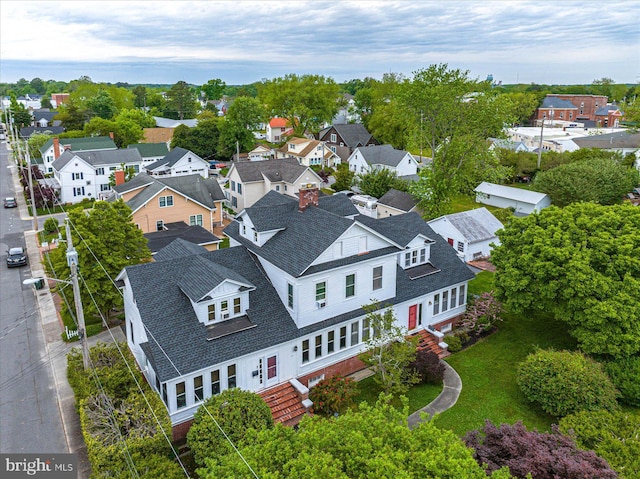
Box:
[1,1,638,86]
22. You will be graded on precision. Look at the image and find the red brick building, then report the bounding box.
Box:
[534,94,608,122]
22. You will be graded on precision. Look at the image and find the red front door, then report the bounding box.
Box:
[408,305,417,330]
[447,238,454,246]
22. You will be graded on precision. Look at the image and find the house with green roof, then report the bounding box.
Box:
[127,142,170,167]
[38,136,117,174]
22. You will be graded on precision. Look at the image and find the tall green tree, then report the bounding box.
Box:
[217,96,265,158]
[85,90,118,119]
[534,157,639,206]
[492,203,640,358]
[171,118,221,160]
[331,165,355,192]
[5,95,32,128]
[40,95,53,109]
[359,302,419,395]
[46,201,151,323]
[199,397,512,478]
[187,389,273,467]
[399,64,512,218]
[259,74,341,136]
[27,132,52,159]
[356,168,409,198]
[114,108,157,129]
[55,98,88,131]
[132,85,147,108]
[164,81,198,120]
[201,78,226,101]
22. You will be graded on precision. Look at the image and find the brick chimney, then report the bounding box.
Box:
[53,137,60,160]
[109,131,114,140]
[299,183,319,212]
[114,170,126,186]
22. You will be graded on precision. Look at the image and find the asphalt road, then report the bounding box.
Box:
[0,140,68,454]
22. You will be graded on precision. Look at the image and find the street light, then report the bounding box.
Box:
[23,219,90,370]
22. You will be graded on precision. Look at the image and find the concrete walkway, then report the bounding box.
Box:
[408,360,462,428]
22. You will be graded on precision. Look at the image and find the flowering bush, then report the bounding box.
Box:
[460,291,503,335]
[309,374,358,417]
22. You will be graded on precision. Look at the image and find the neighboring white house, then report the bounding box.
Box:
[248,145,274,161]
[348,144,419,179]
[428,207,504,262]
[38,136,117,174]
[52,148,143,203]
[144,147,209,179]
[224,157,323,213]
[474,182,551,215]
[117,186,475,437]
[266,118,290,143]
[276,137,341,168]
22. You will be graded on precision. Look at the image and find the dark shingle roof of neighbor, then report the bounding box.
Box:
[541,97,577,109]
[20,126,65,138]
[145,147,205,171]
[128,206,474,381]
[153,237,209,260]
[115,172,226,212]
[128,143,169,157]
[232,157,315,183]
[377,189,417,212]
[146,224,221,255]
[357,144,409,167]
[319,123,376,147]
[51,148,142,170]
[573,131,640,149]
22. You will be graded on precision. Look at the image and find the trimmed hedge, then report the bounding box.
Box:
[67,342,180,478]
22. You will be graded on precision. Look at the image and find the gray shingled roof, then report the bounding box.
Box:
[153,237,209,260]
[117,173,226,213]
[377,189,417,212]
[541,97,577,109]
[145,147,205,171]
[232,157,315,184]
[126,209,474,382]
[125,247,300,382]
[432,208,504,244]
[356,212,435,247]
[178,254,254,302]
[51,148,142,170]
[573,131,640,149]
[357,144,409,168]
[319,124,377,148]
[147,224,221,255]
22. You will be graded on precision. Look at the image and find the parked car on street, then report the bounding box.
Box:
[4,197,17,208]
[6,247,27,267]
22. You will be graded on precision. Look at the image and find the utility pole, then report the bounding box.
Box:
[66,219,90,370]
[25,146,39,231]
[420,109,424,161]
[536,117,545,170]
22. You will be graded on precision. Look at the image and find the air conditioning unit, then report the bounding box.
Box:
[223,313,230,319]
[316,300,326,309]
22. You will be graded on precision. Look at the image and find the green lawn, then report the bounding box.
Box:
[354,375,442,413]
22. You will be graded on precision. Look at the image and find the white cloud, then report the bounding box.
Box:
[1,0,638,84]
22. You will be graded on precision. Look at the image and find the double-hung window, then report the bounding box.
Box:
[372,266,383,290]
[221,300,229,319]
[327,331,335,353]
[233,298,241,315]
[458,285,466,306]
[190,214,203,226]
[316,282,326,302]
[176,382,186,408]
[450,288,457,309]
[227,365,236,388]
[339,326,347,349]
[315,335,322,358]
[345,274,355,298]
[302,340,309,363]
[208,304,216,321]
[350,322,359,346]
[194,376,203,401]
[442,291,449,312]
[433,293,440,315]
[363,318,371,341]
[287,283,294,308]
[211,370,220,395]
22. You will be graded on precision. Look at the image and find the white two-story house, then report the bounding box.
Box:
[38,136,117,175]
[348,144,419,180]
[118,185,475,439]
[144,147,210,179]
[276,137,340,168]
[52,148,143,203]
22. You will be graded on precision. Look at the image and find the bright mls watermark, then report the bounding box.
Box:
[1,454,77,478]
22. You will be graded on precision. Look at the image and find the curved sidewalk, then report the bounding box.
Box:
[408,360,462,428]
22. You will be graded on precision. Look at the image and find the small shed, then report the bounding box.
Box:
[428,207,503,262]
[474,182,551,215]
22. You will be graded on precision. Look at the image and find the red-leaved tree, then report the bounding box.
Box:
[464,420,617,479]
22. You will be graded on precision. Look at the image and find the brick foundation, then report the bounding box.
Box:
[432,313,464,332]
[172,419,193,442]
[297,356,367,387]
